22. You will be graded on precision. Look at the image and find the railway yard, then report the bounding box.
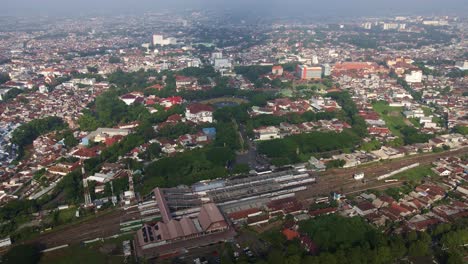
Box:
[20,147,467,249]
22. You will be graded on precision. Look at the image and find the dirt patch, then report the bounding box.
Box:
[99,243,119,255]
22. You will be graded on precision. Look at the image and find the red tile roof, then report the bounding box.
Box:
[282,228,300,240]
[187,103,213,114]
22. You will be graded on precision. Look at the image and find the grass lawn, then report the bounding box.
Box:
[58,207,77,223]
[278,89,293,97]
[422,106,433,116]
[372,101,406,137]
[408,118,421,128]
[391,164,437,182]
[39,244,124,264]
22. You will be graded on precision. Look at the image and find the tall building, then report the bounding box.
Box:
[214,58,231,70]
[382,23,399,30]
[312,55,319,65]
[323,64,331,76]
[211,52,223,60]
[296,65,323,80]
[362,22,372,30]
[152,34,177,46]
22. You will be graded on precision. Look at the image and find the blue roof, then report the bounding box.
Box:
[202,127,216,135]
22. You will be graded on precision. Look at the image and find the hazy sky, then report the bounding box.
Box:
[2,0,467,17]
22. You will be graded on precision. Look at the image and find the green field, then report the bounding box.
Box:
[391,164,437,182]
[39,234,133,264]
[422,106,433,116]
[57,208,77,223]
[372,101,407,137]
[39,244,124,264]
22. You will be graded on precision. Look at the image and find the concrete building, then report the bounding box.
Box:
[455,60,468,70]
[382,23,399,30]
[152,34,177,46]
[405,70,423,83]
[82,128,130,145]
[185,103,214,123]
[253,126,281,141]
[211,52,223,60]
[323,64,331,76]
[296,65,322,80]
[214,58,231,70]
[272,65,284,76]
[362,22,372,30]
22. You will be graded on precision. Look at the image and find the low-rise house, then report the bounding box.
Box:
[253,126,281,141]
[354,201,377,216]
[185,103,214,123]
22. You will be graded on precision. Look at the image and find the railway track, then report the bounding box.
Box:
[297,147,467,199]
[22,147,467,248]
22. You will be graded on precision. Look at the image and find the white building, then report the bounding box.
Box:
[383,23,399,30]
[0,237,11,248]
[152,34,177,46]
[405,70,423,83]
[211,52,223,60]
[362,22,372,30]
[253,126,281,141]
[214,58,231,70]
[455,60,468,70]
[185,104,214,123]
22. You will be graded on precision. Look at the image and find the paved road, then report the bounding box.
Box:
[235,124,268,169]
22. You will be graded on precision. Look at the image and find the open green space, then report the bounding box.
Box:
[422,106,433,116]
[39,244,124,264]
[391,165,437,182]
[372,101,406,137]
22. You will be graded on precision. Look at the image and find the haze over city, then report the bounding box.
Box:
[3,0,468,17]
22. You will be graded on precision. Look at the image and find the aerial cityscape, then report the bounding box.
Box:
[0,0,467,263]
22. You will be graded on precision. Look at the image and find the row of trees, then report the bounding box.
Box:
[258,130,360,165]
[326,91,368,137]
[78,90,157,131]
[233,215,467,264]
[139,121,241,194]
[249,111,340,129]
[297,215,467,264]
[255,91,366,165]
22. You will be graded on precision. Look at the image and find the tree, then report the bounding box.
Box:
[3,244,41,264]
[0,72,10,84]
[11,116,67,159]
[285,255,302,264]
[108,56,122,64]
[408,240,430,257]
[78,113,99,131]
[87,66,99,73]
[267,250,285,264]
[62,130,78,148]
[140,143,161,160]
[441,229,468,253]
[326,159,346,169]
[453,125,468,135]
[58,170,84,204]
[1,88,23,101]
